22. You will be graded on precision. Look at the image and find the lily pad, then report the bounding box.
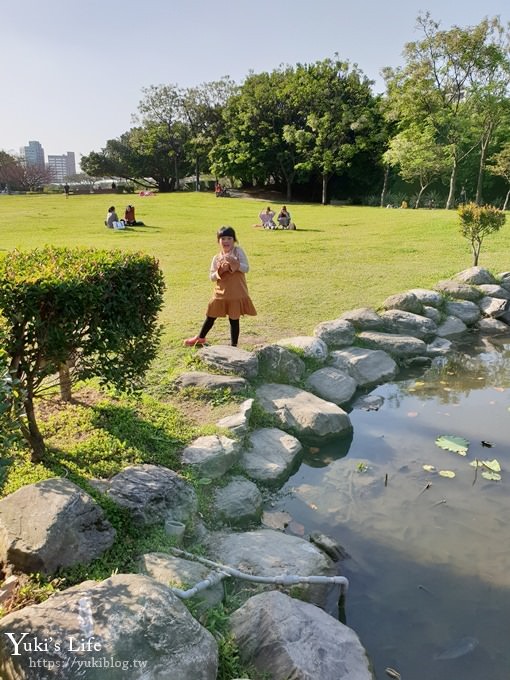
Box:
[435,435,469,455]
[422,464,436,472]
[469,458,501,472]
[438,470,456,478]
[481,471,501,481]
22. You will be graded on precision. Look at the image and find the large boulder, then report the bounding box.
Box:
[206,529,334,606]
[444,300,481,325]
[255,384,352,442]
[240,428,303,485]
[174,371,248,393]
[181,435,240,479]
[329,347,398,387]
[436,316,468,337]
[305,367,357,405]
[477,284,510,300]
[407,288,443,307]
[275,336,328,362]
[435,280,482,301]
[139,552,224,609]
[216,399,254,435]
[213,477,263,527]
[380,309,437,340]
[339,307,384,331]
[357,331,427,358]
[313,319,356,348]
[382,291,422,313]
[0,478,115,576]
[478,296,508,318]
[0,574,218,679]
[107,464,197,527]
[255,344,306,383]
[198,345,259,378]
[230,591,372,680]
[454,266,497,285]
[478,318,510,333]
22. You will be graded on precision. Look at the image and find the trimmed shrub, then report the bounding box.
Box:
[0,246,165,461]
[458,203,506,266]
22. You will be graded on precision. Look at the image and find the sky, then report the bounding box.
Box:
[1,0,508,171]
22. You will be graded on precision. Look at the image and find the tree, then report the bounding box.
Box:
[487,142,510,209]
[384,125,450,207]
[383,15,510,209]
[292,59,378,204]
[0,154,53,191]
[458,202,506,265]
[0,247,165,461]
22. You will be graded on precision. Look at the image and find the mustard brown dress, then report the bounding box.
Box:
[206,246,257,319]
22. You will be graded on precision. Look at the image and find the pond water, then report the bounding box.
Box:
[271,333,510,680]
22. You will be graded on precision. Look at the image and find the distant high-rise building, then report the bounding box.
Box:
[47,152,76,183]
[21,140,45,169]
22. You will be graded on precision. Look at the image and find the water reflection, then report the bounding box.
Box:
[272,334,510,680]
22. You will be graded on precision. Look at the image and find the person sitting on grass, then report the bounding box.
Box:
[256,206,276,229]
[124,205,144,226]
[277,205,291,228]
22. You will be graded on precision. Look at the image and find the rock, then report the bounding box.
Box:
[206,529,334,606]
[382,291,422,313]
[230,591,372,680]
[0,478,115,576]
[352,394,384,411]
[305,367,357,405]
[107,464,197,527]
[436,316,468,337]
[262,510,292,530]
[240,428,303,485]
[445,300,481,325]
[477,318,510,333]
[0,574,218,680]
[479,296,508,318]
[309,531,349,561]
[407,288,443,307]
[426,337,453,356]
[339,307,384,331]
[435,280,482,301]
[329,347,398,387]
[477,284,510,300]
[380,309,437,340]
[213,477,263,527]
[175,371,248,393]
[255,344,306,383]
[181,435,240,479]
[276,336,328,361]
[358,331,427,358]
[255,384,352,443]
[0,576,18,605]
[314,319,356,348]
[454,266,497,285]
[422,305,442,323]
[139,552,224,609]
[199,345,259,379]
[216,398,254,435]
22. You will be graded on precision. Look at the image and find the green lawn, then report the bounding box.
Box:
[2,191,509,374]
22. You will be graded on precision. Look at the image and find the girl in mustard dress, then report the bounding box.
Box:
[184,226,256,347]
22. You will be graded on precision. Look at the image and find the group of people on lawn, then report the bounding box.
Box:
[254,205,295,229]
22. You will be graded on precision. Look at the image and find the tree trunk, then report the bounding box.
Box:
[415,184,428,209]
[174,157,180,190]
[23,396,46,463]
[475,137,490,206]
[321,174,329,205]
[503,188,510,211]
[286,179,292,202]
[59,363,72,402]
[380,165,390,207]
[445,160,458,210]
[195,156,200,191]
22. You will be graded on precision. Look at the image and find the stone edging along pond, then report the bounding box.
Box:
[0,265,509,679]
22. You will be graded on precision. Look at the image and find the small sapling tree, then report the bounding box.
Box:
[458,203,506,266]
[0,247,165,462]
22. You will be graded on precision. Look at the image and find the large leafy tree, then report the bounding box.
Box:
[384,15,510,209]
[487,142,510,209]
[0,153,53,191]
[384,124,451,207]
[291,59,379,204]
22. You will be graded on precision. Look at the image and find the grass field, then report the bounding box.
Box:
[1,191,509,667]
[2,191,509,379]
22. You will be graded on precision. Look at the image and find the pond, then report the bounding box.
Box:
[270,332,510,680]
